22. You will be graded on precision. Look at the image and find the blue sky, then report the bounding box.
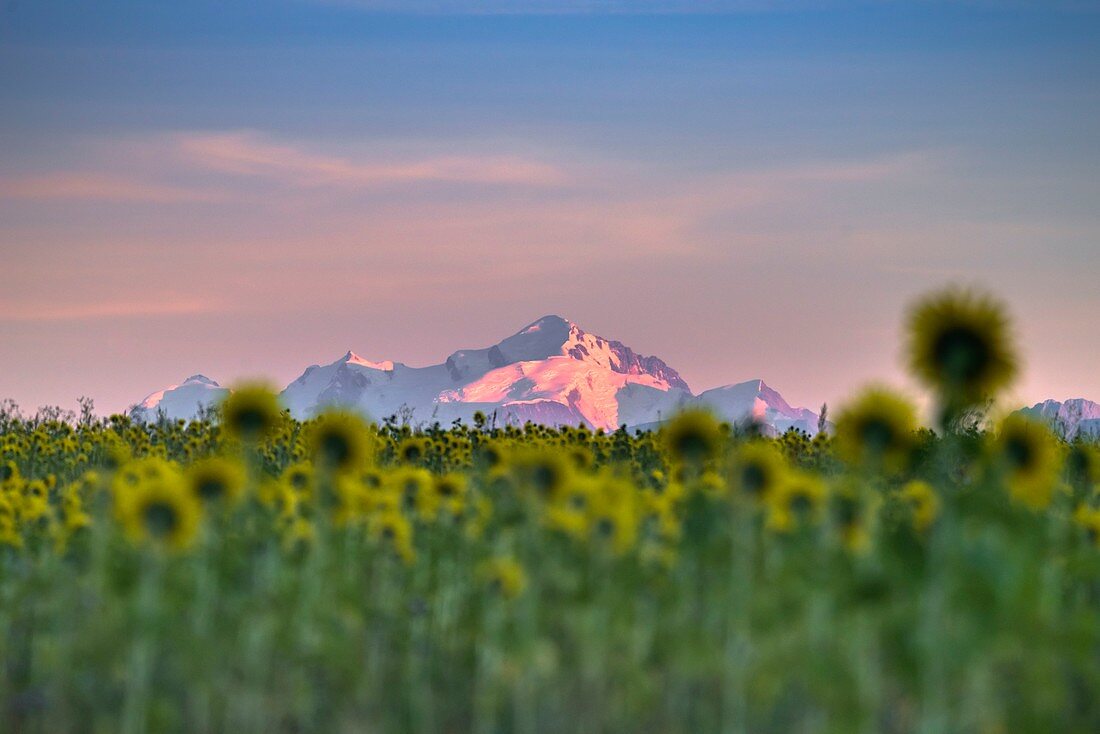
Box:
[1,0,1098,414]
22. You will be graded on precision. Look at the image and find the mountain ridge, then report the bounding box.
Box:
[130,315,820,434]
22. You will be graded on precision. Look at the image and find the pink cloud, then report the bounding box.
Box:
[0,299,218,322]
[173,131,569,187]
[0,173,215,203]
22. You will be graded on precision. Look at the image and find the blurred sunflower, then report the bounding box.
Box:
[306,411,373,473]
[588,475,640,555]
[186,456,246,506]
[992,414,1062,510]
[835,387,918,473]
[281,461,316,499]
[729,442,787,504]
[479,556,527,599]
[899,480,940,533]
[115,472,202,551]
[663,410,723,467]
[221,384,283,443]
[432,473,468,517]
[831,480,880,554]
[766,471,827,533]
[504,449,573,504]
[1073,505,1100,547]
[368,509,415,563]
[906,287,1017,406]
[397,436,428,465]
[1065,443,1100,495]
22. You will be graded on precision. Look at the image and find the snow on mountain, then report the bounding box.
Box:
[128,316,827,434]
[280,315,694,430]
[693,379,823,436]
[130,375,227,423]
[1016,398,1100,440]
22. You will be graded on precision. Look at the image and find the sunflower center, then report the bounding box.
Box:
[932,326,991,386]
[674,431,710,464]
[1004,435,1035,471]
[596,517,615,536]
[532,465,559,495]
[144,501,179,537]
[741,463,768,495]
[320,431,352,468]
[860,418,896,455]
[1066,448,1089,480]
[790,493,813,516]
[197,477,226,501]
[234,407,270,438]
[834,497,858,526]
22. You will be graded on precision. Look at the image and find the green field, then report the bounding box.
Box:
[2,288,1099,734]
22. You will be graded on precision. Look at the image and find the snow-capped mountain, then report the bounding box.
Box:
[281,315,694,430]
[1016,398,1100,440]
[128,315,828,434]
[693,379,823,436]
[129,375,227,423]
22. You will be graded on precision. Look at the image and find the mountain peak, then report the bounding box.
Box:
[339,350,394,371]
[518,314,575,334]
[182,374,219,387]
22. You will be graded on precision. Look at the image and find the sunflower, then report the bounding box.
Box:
[185,456,246,506]
[1,460,19,486]
[397,437,428,465]
[663,410,723,467]
[588,475,639,555]
[830,480,879,554]
[478,556,527,599]
[1073,505,1100,547]
[1065,443,1100,495]
[368,509,415,563]
[221,384,283,443]
[766,471,827,533]
[115,472,202,551]
[906,286,1017,406]
[835,387,918,473]
[306,411,373,473]
[729,442,787,504]
[387,466,434,518]
[992,414,1062,510]
[503,448,573,504]
[432,473,468,518]
[899,480,940,533]
[281,461,316,499]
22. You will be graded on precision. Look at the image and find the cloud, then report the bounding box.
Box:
[0,299,218,322]
[174,131,569,188]
[0,173,216,203]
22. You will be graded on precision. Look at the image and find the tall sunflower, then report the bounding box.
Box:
[663,410,723,468]
[306,411,373,473]
[906,287,1017,409]
[221,384,283,443]
[992,414,1062,510]
[186,456,247,506]
[729,442,787,504]
[834,386,918,473]
[115,471,202,551]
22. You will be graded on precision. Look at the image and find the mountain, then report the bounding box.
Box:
[128,315,827,434]
[281,315,694,430]
[129,375,227,423]
[1016,398,1100,440]
[693,379,823,436]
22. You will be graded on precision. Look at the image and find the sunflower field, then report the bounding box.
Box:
[2,288,1099,734]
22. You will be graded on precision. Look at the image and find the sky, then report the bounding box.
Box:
[1,0,1098,416]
